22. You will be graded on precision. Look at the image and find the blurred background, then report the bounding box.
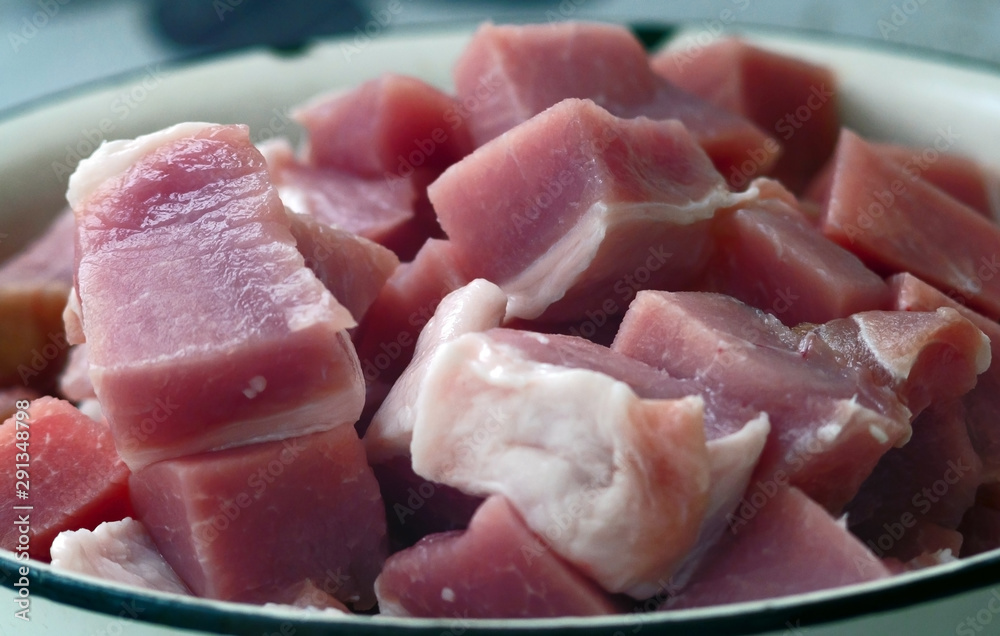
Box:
[0,0,998,115]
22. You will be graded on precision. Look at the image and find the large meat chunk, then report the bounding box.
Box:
[453,22,777,183]
[128,425,386,608]
[0,208,75,389]
[702,178,890,325]
[376,496,627,618]
[295,73,473,178]
[49,518,190,595]
[666,487,891,609]
[820,130,1000,318]
[652,38,839,193]
[67,123,364,470]
[612,291,987,512]
[429,98,746,322]
[0,397,131,559]
[406,329,770,598]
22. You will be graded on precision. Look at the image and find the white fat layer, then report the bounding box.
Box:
[67,122,217,210]
[410,332,709,597]
[502,184,751,320]
[50,518,190,594]
[365,279,506,463]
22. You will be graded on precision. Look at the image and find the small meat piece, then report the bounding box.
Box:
[807,142,1000,222]
[285,212,399,322]
[376,496,627,618]
[0,397,131,560]
[409,330,716,598]
[129,425,387,609]
[0,208,75,390]
[891,272,1000,480]
[430,98,746,322]
[453,22,777,183]
[352,239,469,422]
[49,518,190,595]
[811,309,990,417]
[846,400,982,561]
[612,291,914,512]
[67,123,364,470]
[666,487,891,609]
[295,73,473,178]
[703,178,891,324]
[59,343,96,402]
[652,38,839,193]
[260,139,427,260]
[821,130,1000,318]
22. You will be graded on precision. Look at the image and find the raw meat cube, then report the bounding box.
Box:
[67,123,364,470]
[128,425,387,608]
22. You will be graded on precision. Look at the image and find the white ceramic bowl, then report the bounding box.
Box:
[2,22,1000,636]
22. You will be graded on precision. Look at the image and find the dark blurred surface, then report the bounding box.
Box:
[1,0,998,114]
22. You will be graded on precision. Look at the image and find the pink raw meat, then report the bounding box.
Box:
[0,397,131,560]
[820,130,1000,318]
[67,123,363,470]
[295,73,473,179]
[260,139,427,260]
[807,141,1000,222]
[453,22,778,184]
[286,212,399,322]
[612,291,977,512]
[407,329,771,598]
[129,425,387,608]
[376,496,628,618]
[812,309,989,417]
[702,178,890,324]
[652,38,839,193]
[846,399,982,561]
[890,272,1000,481]
[49,518,190,595]
[666,487,891,609]
[429,98,747,322]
